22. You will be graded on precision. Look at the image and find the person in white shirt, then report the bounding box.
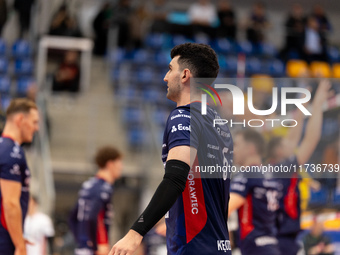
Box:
[24,196,55,255]
[188,0,217,27]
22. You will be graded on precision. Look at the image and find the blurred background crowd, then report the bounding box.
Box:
[0,0,340,254]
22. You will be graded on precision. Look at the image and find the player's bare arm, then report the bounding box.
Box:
[296,80,331,165]
[228,192,246,217]
[0,179,26,255]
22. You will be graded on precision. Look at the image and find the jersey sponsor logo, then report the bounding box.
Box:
[10,145,22,159]
[178,110,184,113]
[171,113,191,120]
[171,124,191,133]
[171,126,177,133]
[217,240,231,252]
[10,164,21,175]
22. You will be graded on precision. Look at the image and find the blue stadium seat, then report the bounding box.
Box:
[142,89,162,103]
[0,94,11,111]
[152,109,168,125]
[328,46,340,63]
[261,58,285,76]
[0,57,8,74]
[213,38,234,54]
[246,57,262,74]
[236,41,254,55]
[12,40,32,58]
[145,33,165,49]
[121,107,144,125]
[132,49,152,64]
[172,34,191,47]
[309,187,328,206]
[219,56,237,73]
[256,42,277,57]
[0,39,6,57]
[14,59,34,76]
[16,77,34,96]
[154,50,171,66]
[0,76,11,94]
[108,48,126,64]
[194,34,210,45]
[135,67,154,83]
[127,128,146,147]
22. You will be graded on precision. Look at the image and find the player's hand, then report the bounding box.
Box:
[14,244,27,255]
[109,230,143,255]
[155,222,166,237]
[96,244,110,255]
[309,180,321,191]
[314,80,332,105]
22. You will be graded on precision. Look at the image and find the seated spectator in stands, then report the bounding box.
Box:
[111,0,133,48]
[14,0,34,38]
[130,4,148,49]
[280,4,306,62]
[49,4,82,37]
[311,4,331,34]
[0,0,7,36]
[52,51,80,93]
[93,2,111,56]
[246,2,269,44]
[217,0,236,40]
[188,0,217,37]
[148,0,170,33]
[301,16,328,63]
[303,216,334,255]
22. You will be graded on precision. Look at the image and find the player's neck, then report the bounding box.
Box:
[176,92,201,107]
[96,170,115,184]
[243,155,262,167]
[2,124,22,144]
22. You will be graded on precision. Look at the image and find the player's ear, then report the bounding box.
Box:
[181,69,190,83]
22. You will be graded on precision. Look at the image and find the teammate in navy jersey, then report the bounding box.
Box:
[229,129,281,255]
[266,80,331,255]
[0,98,39,255]
[69,146,122,255]
[110,43,233,255]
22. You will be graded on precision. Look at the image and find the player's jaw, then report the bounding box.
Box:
[21,109,40,143]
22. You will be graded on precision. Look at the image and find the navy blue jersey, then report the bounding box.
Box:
[276,155,301,236]
[0,136,30,254]
[230,173,280,255]
[162,103,233,255]
[69,177,113,252]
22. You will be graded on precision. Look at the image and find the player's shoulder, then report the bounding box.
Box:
[168,106,191,121]
[0,138,25,164]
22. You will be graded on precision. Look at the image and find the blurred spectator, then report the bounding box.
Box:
[303,216,334,255]
[301,16,328,63]
[280,4,306,62]
[188,0,217,37]
[14,0,34,38]
[217,0,236,40]
[130,4,148,49]
[93,2,112,56]
[24,196,55,255]
[112,0,133,48]
[311,4,331,33]
[246,2,269,44]
[52,51,80,93]
[49,4,82,37]
[148,0,170,33]
[0,0,7,36]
